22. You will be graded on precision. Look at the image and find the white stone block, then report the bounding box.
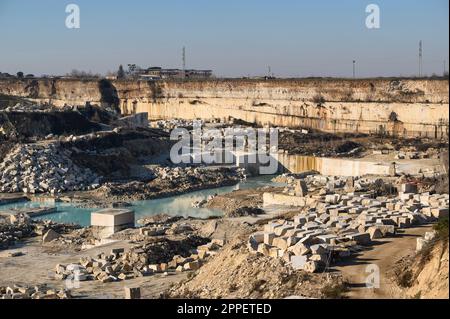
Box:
[91,209,135,227]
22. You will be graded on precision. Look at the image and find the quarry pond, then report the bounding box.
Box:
[0,175,279,227]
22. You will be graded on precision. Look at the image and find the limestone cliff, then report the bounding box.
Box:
[0,78,448,138]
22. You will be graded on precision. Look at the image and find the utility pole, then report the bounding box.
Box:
[444,60,447,77]
[419,40,423,77]
[182,46,186,77]
[352,60,356,79]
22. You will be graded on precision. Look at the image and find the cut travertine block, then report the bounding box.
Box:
[91,209,135,239]
[91,209,135,227]
[400,183,418,194]
[431,208,449,219]
[249,186,447,273]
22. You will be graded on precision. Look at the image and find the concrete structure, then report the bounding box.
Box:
[91,209,135,239]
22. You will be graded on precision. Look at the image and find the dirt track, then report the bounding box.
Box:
[333,225,433,299]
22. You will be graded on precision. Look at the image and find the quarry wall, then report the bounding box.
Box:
[276,152,443,176]
[0,78,448,139]
[277,153,392,176]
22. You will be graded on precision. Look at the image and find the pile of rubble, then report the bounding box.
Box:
[0,214,35,250]
[53,237,225,284]
[278,173,390,195]
[1,102,114,118]
[153,119,205,130]
[250,185,449,273]
[61,128,124,143]
[0,284,71,299]
[226,206,264,218]
[0,212,81,250]
[153,166,245,182]
[96,167,245,202]
[0,143,101,194]
[138,222,195,237]
[45,227,93,247]
[2,103,53,113]
[278,131,364,157]
[168,238,336,299]
[135,214,199,238]
[394,147,440,160]
[192,194,217,208]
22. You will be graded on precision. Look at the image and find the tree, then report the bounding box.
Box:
[16,72,24,78]
[67,69,101,79]
[117,65,126,79]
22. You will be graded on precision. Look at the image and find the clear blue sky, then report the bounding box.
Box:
[0,0,448,77]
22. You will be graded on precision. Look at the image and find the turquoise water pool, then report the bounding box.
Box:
[0,176,281,227]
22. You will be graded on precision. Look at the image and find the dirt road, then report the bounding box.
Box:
[333,225,433,299]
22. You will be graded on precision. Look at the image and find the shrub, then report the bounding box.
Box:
[321,280,348,299]
[396,269,414,288]
[312,93,326,104]
[434,217,449,242]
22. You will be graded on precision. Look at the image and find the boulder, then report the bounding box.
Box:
[346,233,371,245]
[288,243,311,256]
[42,229,61,243]
[124,287,141,300]
[303,261,319,273]
[368,227,383,239]
[291,255,308,270]
[309,254,328,264]
[272,237,288,250]
[310,244,328,255]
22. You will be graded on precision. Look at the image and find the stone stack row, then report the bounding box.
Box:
[250,190,449,273]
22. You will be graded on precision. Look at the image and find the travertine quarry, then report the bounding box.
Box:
[0,77,448,300]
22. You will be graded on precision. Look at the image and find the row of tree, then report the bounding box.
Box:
[1,66,125,80]
[0,71,35,79]
[65,65,126,79]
